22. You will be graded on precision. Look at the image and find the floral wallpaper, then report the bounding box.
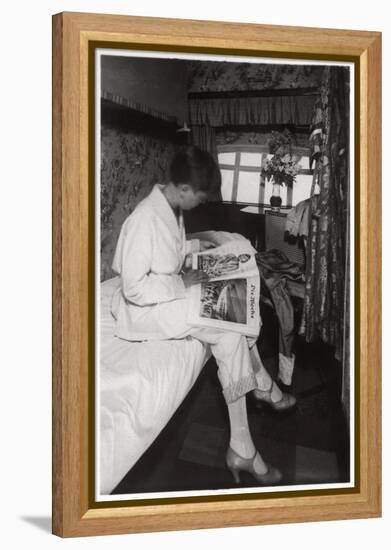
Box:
[188,61,324,93]
[100,125,176,281]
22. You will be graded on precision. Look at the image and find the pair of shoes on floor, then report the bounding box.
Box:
[252,381,297,412]
[226,446,282,485]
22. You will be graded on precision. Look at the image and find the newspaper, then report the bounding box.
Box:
[187,239,261,336]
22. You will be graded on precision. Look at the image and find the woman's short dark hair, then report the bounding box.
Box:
[170,146,221,198]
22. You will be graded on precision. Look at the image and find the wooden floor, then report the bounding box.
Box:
[112,308,350,496]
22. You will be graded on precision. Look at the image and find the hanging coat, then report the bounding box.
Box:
[111,184,199,341]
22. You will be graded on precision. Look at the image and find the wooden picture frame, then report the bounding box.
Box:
[52,11,381,537]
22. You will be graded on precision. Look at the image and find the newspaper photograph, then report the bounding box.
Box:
[187,240,261,336]
[194,239,259,281]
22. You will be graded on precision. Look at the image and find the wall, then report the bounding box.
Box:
[100,56,189,280]
[100,112,178,280]
[102,55,189,123]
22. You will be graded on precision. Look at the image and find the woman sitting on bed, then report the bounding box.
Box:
[111,146,295,485]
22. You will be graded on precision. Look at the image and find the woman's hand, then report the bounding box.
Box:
[182,254,193,271]
[181,269,210,288]
[199,240,216,252]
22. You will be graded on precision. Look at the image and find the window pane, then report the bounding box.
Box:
[296,155,310,170]
[292,174,313,205]
[236,171,261,204]
[263,177,288,206]
[220,169,234,201]
[218,152,236,165]
[240,152,263,167]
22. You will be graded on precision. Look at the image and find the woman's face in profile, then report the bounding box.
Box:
[179,185,208,210]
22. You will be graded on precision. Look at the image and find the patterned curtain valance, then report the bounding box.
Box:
[188,95,317,127]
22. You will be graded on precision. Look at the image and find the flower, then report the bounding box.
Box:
[261,130,300,186]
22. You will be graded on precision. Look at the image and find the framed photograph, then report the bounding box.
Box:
[52,12,381,537]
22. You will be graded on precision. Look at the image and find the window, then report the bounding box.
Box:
[218,145,313,207]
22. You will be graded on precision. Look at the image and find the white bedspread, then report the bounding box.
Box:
[99,277,209,495]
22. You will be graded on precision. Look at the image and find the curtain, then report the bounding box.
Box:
[188,94,316,202]
[188,95,316,150]
[189,95,316,127]
[190,125,218,162]
[299,67,350,361]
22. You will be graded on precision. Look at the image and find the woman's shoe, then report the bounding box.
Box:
[252,381,297,412]
[226,447,282,485]
[276,377,294,394]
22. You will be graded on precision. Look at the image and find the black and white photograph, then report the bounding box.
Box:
[96,50,353,501]
[199,279,248,323]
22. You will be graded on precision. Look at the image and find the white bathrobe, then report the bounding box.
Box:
[111,183,270,403]
[111,184,199,341]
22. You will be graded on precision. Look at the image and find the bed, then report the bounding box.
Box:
[99,276,211,494]
[98,231,249,495]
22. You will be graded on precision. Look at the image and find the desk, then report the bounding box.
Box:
[239,205,292,251]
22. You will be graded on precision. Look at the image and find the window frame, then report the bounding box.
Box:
[217,143,314,208]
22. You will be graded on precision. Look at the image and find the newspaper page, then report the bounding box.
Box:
[187,239,261,336]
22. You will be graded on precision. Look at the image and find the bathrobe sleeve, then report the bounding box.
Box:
[114,211,187,306]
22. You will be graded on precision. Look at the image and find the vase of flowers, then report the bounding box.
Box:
[261,130,300,211]
[270,179,283,210]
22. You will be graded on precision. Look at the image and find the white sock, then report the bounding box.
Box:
[278,353,295,386]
